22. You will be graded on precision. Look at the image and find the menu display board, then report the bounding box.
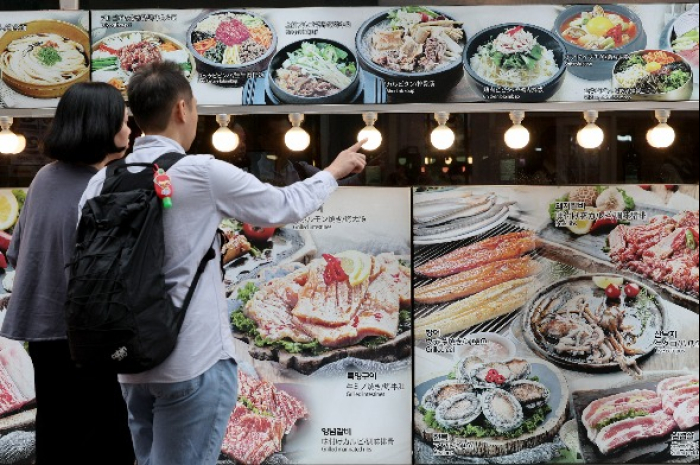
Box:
[1,182,699,463]
[88,4,700,105]
[1,4,698,108]
[0,11,90,109]
[413,184,699,464]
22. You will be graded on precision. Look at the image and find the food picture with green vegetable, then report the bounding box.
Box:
[613,50,692,96]
[273,41,357,98]
[549,186,635,236]
[228,250,411,356]
[91,31,194,93]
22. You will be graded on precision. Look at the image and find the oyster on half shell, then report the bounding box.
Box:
[468,358,531,389]
[504,358,531,381]
[421,380,474,412]
[456,356,484,382]
[509,380,550,410]
[435,392,483,428]
[481,388,525,434]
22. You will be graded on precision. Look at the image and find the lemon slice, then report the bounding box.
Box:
[593,276,624,289]
[335,250,372,286]
[0,191,19,231]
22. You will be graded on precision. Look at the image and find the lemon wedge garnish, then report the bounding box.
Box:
[0,191,19,231]
[593,275,624,289]
[335,250,372,286]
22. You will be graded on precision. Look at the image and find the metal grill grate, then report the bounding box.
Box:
[413,221,582,338]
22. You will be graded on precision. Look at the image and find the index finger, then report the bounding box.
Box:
[349,138,368,152]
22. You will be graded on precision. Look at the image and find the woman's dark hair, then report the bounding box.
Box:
[44,82,126,164]
[127,61,194,133]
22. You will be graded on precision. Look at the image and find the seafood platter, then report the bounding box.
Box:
[522,274,666,376]
[572,372,699,463]
[541,186,699,311]
[414,357,569,458]
[228,249,412,374]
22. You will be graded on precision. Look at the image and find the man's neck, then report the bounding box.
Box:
[147,127,189,151]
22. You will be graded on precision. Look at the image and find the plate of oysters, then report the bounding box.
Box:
[413,356,569,458]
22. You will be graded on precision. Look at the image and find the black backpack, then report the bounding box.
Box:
[65,153,216,374]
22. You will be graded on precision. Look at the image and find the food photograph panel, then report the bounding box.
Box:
[412,184,699,464]
[0,11,90,108]
[220,187,412,465]
[83,3,699,106]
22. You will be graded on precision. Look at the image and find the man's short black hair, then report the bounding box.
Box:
[127,61,194,133]
[43,82,126,164]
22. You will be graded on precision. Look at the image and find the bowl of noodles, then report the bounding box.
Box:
[355,7,467,97]
[464,23,567,103]
[91,31,196,95]
[612,50,694,101]
[186,9,276,87]
[0,19,90,98]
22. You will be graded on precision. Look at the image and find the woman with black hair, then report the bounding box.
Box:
[0,82,135,464]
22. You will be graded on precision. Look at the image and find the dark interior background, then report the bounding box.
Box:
[2,111,698,188]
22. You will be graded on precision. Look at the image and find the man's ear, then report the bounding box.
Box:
[174,99,187,123]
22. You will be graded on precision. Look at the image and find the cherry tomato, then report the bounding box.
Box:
[605,283,622,299]
[624,283,641,298]
[242,223,276,243]
[638,185,652,191]
[590,217,618,233]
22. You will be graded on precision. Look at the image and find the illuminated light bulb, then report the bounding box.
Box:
[11,134,26,154]
[212,114,239,152]
[285,113,311,152]
[357,112,382,151]
[0,117,19,154]
[576,110,604,149]
[445,157,453,165]
[467,156,474,165]
[431,112,454,150]
[504,111,529,150]
[646,110,675,148]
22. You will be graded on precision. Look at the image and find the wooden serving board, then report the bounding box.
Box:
[571,377,700,464]
[234,330,412,376]
[413,358,569,458]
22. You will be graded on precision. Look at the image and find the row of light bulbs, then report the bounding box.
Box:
[210,110,678,154]
[504,109,676,150]
[0,110,678,155]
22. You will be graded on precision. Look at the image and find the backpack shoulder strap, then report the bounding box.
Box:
[104,152,185,179]
[153,152,186,172]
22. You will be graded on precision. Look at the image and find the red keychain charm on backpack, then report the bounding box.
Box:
[153,164,173,209]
